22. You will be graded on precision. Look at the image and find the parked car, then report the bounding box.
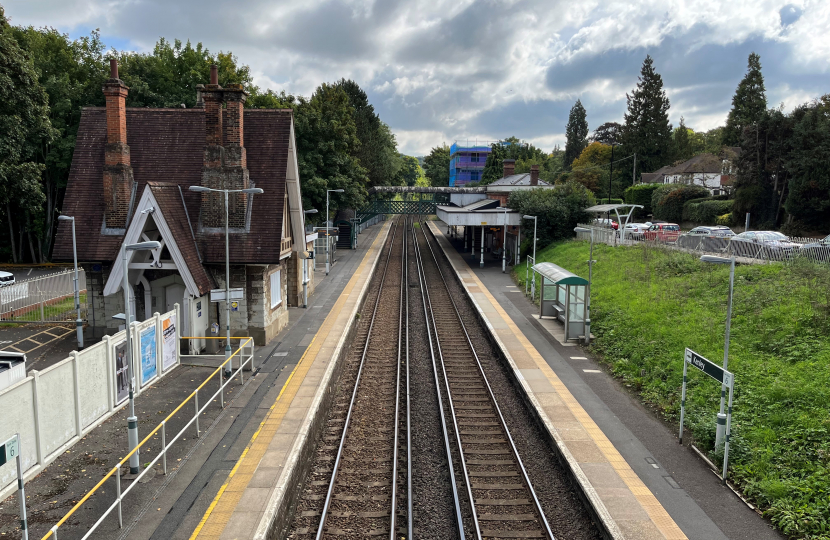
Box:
[726,231,801,260]
[677,226,735,250]
[643,223,680,243]
[622,223,650,239]
[799,234,830,262]
[593,218,618,230]
[0,271,14,287]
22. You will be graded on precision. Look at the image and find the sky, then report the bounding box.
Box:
[5,0,829,156]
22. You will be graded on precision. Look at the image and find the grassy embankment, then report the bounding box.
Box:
[515,241,830,539]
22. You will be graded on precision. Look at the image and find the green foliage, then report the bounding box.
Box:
[651,184,710,222]
[423,144,450,187]
[621,55,673,176]
[592,122,621,145]
[394,155,424,187]
[514,241,830,539]
[724,53,767,146]
[716,213,733,226]
[783,96,830,228]
[564,99,588,170]
[682,199,734,224]
[624,183,662,217]
[480,137,551,185]
[672,116,692,162]
[508,181,595,251]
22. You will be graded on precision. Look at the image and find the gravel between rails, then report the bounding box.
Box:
[422,224,602,540]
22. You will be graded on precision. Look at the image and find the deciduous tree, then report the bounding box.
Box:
[423,144,450,187]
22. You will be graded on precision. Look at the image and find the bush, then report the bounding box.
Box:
[624,183,662,217]
[652,184,711,222]
[716,213,732,226]
[682,199,734,223]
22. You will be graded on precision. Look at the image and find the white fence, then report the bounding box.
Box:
[0,306,181,502]
[0,269,87,322]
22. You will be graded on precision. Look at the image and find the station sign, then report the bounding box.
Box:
[210,288,244,302]
[684,348,733,388]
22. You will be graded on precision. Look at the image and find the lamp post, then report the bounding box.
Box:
[700,254,735,449]
[502,207,508,273]
[574,226,596,345]
[121,240,162,474]
[326,189,345,275]
[190,186,264,376]
[523,215,538,299]
[58,215,83,349]
[607,143,616,204]
[303,209,318,308]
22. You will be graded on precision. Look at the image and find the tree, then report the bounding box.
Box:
[673,117,692,162]
[591,122,621,145]
[783,96,830,228]
[564,100,588,170]
[0,8,56,263]
[508,181,595,251]
[481,137,549,184]
[724,53,767,146]
[569,142,611,192]
[423,144,450,187]
[621,55,673,176]
[394,155,424,187]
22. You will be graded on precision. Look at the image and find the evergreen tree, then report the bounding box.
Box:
[673,117,692,162]
[621,55,673,176]
[724,53,767,146]
[591,122,621,145]
[783,96,830,228]
[423,144,450,186]
[564,99,588,170]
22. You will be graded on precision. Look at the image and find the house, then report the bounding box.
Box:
[640,150,739,196]
[53,61,316,350]
[484,160,551,206]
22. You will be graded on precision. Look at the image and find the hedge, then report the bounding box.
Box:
[652,184,711,222]
[682,199,734,224]
[624,183,662,217]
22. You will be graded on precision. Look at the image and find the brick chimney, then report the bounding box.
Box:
[200,65,250,229]
[102,59,133,229]
[530,164,539,186]
[503,159,515,178]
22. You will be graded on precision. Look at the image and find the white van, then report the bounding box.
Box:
[0,271,15,287]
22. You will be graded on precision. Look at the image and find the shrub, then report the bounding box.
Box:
[716,213,732,226]
[652,184,711,222]
[624,183,662,217]
[682,199,734,223]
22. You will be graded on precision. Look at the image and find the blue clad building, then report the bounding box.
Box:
[449,142,493,186]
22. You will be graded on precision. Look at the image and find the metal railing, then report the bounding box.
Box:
[41,337,255,540]
[0,269,87,323]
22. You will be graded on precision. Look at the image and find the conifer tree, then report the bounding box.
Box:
[673,117,692,162]
[564,99,588,170]
[621,55,673,175]
[724,52,766,146]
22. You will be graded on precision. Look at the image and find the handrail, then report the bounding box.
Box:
[40,337,255,540]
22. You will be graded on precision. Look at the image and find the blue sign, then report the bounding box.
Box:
[140,326,158,385]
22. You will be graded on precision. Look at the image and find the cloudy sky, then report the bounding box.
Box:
[5,0,829,156]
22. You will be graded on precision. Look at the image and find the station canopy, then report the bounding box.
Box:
[531,262,589,286]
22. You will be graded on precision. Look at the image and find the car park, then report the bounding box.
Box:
[799,234,830,262]
[0,271,15,287]
[643,223,680,243]
[592,218,618,230]
[677,226,735,250]
[726,231,801,260]
[622,223,650,239]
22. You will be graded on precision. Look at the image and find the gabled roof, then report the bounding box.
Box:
[489,173,551,186]
[53,108,295,264]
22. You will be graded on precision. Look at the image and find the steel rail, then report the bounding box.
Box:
[405,218,414,540]
[419,222,557,540]
[315,218,402,540]
[411,219,466,540]
[389,218,406,540]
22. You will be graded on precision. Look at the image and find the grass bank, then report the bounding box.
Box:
[515,241,830,539]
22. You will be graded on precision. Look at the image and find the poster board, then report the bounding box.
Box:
[140,326,158,386]
[162,314,177,372]
[113,338,129,405]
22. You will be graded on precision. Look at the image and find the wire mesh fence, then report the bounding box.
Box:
[0,269,87,323]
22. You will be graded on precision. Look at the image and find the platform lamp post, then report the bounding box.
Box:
[523,215,538,299]
[121,240,161,474]
[326,189,345,275]
[700,254,735,449]
[303,209,318,308]
[502,207,508,273]
[190,185,264,377]
[58,215,83,349]
[574,226,596,345]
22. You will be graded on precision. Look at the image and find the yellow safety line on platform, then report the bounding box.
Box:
[1,326,74,354]
[190,221,391,540]
[430,222,687,540]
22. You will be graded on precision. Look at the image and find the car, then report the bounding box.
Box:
[798,234,830,262]
[643,223,680,243]
[677,226,735,250]
[0,271,14,287]
[726,231,801,260]
[622,223,650,239]
[592,218,618,230]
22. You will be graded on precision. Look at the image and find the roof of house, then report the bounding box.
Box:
[53,107,293,264]
[669,153,722,174]
[489,173,551,187]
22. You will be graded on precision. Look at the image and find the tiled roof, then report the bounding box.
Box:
[53,108,292,264]
[489,173,551,186]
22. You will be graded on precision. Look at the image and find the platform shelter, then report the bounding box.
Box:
[532,262,590,341]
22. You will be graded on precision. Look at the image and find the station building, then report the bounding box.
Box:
[53,61,316,350]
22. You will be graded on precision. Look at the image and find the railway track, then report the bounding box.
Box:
[413,221,555,540]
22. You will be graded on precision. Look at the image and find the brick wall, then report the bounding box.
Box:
[102,79,133,228]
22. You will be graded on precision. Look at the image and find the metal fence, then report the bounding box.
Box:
[575,225,830,264]
[0,269,87,323]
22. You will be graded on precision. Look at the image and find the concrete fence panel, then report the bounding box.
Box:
[37,362,78,458]
[0,379,38,491]
[78,341,110,430]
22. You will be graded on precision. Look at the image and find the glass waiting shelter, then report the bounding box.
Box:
[532,262,590,341]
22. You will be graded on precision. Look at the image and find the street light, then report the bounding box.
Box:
[303,209,318,308]
[190,185,264,376]
[700,254,735,449]
[523,215,538,299]
[574,226,596,345]
[326,189,345,275]
[122,240,161,474]
[502,207,508,273]
[58,215,83,349]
